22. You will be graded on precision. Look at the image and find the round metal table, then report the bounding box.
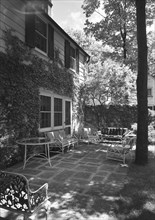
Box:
[16,137,54,169]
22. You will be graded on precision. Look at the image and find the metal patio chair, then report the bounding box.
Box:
[106,136,136,166]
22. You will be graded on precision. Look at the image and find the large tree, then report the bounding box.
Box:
[82,0,153,165]
[135,0,148,165]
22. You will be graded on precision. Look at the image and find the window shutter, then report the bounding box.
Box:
[48,24,54,60]
[65,40,70,68]
[25,7,35,47]
[76,48,79,74]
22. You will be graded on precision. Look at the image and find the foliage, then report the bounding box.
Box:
[85,105,137,128]
[0,29,74,144]
[0,145,22,169]
[148,31,155,76]
[82,0,152,165]
[66,28,137,107]
[82,0,155,70]
[85,58,137,106]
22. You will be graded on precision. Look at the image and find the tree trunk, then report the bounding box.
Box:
[135,0,148,165]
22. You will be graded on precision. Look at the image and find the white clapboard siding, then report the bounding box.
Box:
[1,0,25,39]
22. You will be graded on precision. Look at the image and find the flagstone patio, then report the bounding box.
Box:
[0,142,154,220]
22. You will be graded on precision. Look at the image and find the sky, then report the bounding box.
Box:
[51,0,155,32]
[52,0,102,30]
[52,0,86,30]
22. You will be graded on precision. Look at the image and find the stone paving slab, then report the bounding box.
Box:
[53,170,76,181]
[54,161,79,169]
[72,171,93,180]
[75,164,99,172]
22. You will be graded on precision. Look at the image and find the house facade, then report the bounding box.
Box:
[0,0,89,136]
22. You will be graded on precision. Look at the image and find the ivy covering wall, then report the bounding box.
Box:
[0,30,76,146]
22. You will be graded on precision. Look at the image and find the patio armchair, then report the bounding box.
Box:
[59,130,78,148]
[46,131,67,154]
[106,136,136,166]
[46,130,77,154]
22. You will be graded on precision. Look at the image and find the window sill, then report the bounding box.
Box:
[39,127,52,133]
[53,125,64,130]
[34,47,48,57]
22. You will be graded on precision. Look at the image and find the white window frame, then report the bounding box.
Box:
[39,89,72,133]
[64,99,72,135]
[53,95,63,129]
[35,16,48,55]
[39,90,52,132]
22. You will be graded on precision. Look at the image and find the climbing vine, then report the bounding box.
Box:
[0,29,74,144]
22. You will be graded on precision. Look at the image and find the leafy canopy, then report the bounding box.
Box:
[82,0,155,69]
[66,28,136,106]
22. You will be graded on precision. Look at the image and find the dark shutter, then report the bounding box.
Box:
[48,24,54,60]
[25,7,35,47]
[65,40,70,68]
[76,48,79,74]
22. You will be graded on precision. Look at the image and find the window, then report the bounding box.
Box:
[54,98,62,126]
[148,88,152,97]
[70,46,76,71]
[39,92,71,131]
[65,101,71,125]
[25,13,54,59]
[35,16,47,53]
[65,40,79,73]
[40,95,51,128]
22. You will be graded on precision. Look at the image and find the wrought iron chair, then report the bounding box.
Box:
[106,136,136,166]
[0,171,49,220]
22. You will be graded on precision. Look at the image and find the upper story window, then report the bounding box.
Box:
[65,40,79,73]
[25,10,54,59]
[35,16,47,53]
[70,46,76,71]
[148,88,152,97]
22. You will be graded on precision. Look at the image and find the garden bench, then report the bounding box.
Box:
[101,127,128,144]
[0,171,49,219]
